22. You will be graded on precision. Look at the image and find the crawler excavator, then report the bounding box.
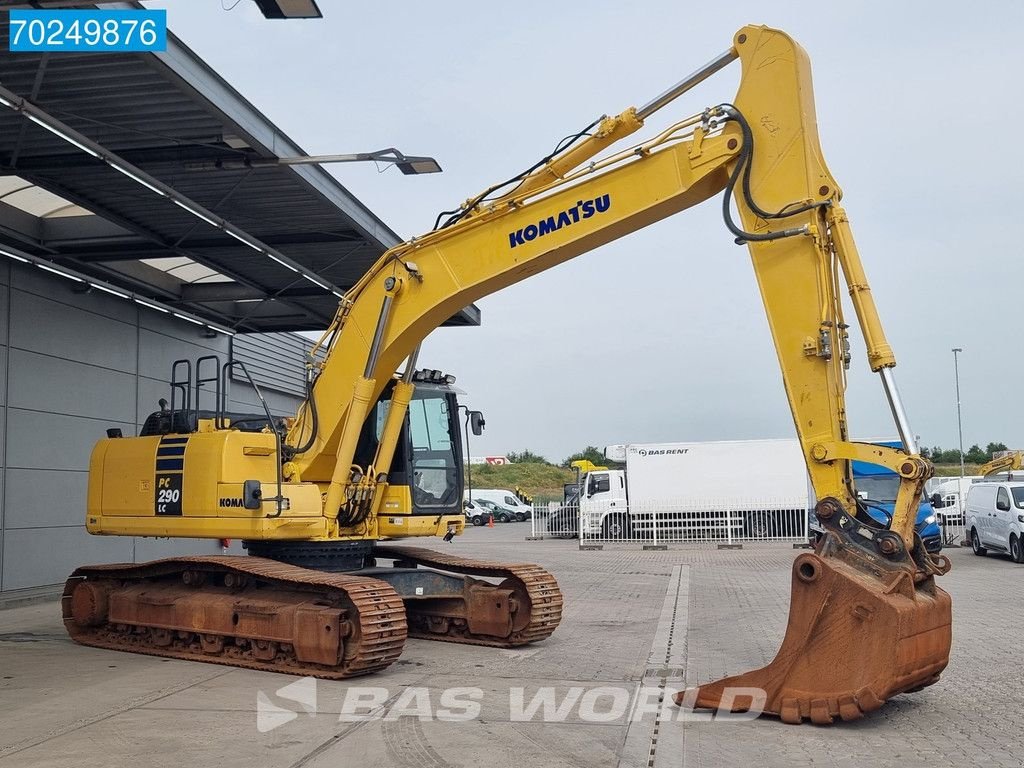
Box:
[63,25,952,724]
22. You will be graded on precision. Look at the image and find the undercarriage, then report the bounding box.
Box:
[63,544,563,679]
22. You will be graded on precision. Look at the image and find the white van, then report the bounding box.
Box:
[929,476,982,526]
[966,481,1024,561]
[464,489,533,519]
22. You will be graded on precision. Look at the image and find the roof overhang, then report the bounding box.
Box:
[0,5,479,331]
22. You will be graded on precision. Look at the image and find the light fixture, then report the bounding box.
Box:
[173,312,205,326]
[0,245,237,335]
[171,199,220,229]
[25,114,101,159]
[109,164,168,197]
[304,274,330,291]
[192,148,443,176]
[134,297,169,314]
[252,0,323,19]
[36,263,84,282]
[265,252,300,273]
[0,247,29,263]
[394,156,443,176]
[225,229,258,249]
[89,282,129,299]
[1,85,346,300]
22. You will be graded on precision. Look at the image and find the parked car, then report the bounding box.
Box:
[966,481,1024,562]
[465,489,533,520]
[473,498,522,522]
[463,502,492,527]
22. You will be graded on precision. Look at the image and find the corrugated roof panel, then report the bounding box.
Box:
[0,15,479,332]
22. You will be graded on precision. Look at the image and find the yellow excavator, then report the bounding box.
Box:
[63,25,951,725]
[979,450,1024,478]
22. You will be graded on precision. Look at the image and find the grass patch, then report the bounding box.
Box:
[467,463,576,504]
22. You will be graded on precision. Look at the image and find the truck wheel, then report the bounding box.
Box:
[602,514,632,540]
[472,515,484,527]
[971,529,987,556]
[1012,535,1024,564]
[498,512,511,523]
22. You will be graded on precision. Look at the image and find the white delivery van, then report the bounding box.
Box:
[929,476,982,526]
[464,489,533,519]
[966,480,1024,562]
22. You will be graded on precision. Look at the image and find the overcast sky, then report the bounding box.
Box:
[146,0,1023,463]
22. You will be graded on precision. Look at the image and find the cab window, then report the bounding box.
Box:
[997,487,1011,511]
[589,473,610,494]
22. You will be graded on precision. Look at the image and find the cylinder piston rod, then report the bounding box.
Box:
[879,367,919,456]
[636,49,738,121]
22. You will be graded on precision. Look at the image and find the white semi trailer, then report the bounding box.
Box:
[564,439,811,540]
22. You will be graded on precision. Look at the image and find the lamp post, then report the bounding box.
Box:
[952,347,965,479]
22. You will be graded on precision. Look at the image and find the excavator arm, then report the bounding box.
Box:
[289,26,928,550]
[979,450,1024,477]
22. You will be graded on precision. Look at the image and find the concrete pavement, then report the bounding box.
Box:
[0,525,1019,768]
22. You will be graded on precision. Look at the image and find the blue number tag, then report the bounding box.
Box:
[8,10,167,53]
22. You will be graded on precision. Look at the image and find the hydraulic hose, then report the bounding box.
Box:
[716,104,827,244]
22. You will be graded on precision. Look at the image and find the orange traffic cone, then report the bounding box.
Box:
[487,513,495,528]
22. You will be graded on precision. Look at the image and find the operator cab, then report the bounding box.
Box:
[354,369,483,518]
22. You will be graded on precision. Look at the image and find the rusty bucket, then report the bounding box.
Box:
[676,503,952,724]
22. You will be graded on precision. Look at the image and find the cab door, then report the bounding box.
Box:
[993,486,1013,547]
[580,472,613,522]
[970,485,996,546]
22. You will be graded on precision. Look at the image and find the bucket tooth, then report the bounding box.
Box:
[674,520,951,724]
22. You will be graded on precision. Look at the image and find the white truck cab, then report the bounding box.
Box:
[579,469,629,536]
[966,480,1024,562]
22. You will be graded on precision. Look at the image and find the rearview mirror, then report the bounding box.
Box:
[930,493,943,508]
[469,410,485,436]
[997,498,1011,512]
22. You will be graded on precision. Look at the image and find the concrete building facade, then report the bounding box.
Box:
[0,261,305,595]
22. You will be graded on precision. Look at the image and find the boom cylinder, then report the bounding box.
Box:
[323,376,376,517]
[829,206,896,371]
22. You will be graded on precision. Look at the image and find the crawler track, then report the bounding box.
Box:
[375,545,563,646]
[62,556,406,679]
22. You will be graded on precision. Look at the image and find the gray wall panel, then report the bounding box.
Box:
[11,264,137,324]
[228,388,300,417]
[9,290,138,372]
[0,268,305,593]
[8,349,137,425]
[6,409,132,471]
[0,346,8,408]
[0,284,9,349]
[232,332,313,397]
[4,469,88,530]
[2,526,133,590]
[137,329,228,380]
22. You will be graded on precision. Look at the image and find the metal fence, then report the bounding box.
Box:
[530,497,810,547]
